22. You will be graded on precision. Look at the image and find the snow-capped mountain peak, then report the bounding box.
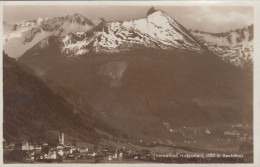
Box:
[146,10,201,47]
[3,14,95,59]
[59,9,205,57]
[65,13,94,25]
[146,7,158,16]
[37,17,44,24]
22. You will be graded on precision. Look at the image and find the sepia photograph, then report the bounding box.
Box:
[1,1,258,165]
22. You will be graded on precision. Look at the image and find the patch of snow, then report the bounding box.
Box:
[4,30,58,59]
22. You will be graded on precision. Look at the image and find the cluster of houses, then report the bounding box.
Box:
[4,130,86,162]
[223,130,252,142]
[231,123,250,128]
[3,129,151,163]
[168,126,212,136]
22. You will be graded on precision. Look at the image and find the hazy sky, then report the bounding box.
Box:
[3,5,253,33]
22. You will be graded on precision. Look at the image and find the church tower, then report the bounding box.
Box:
[59,128,64,145]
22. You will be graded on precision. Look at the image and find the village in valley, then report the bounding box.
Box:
[3,123,253,163]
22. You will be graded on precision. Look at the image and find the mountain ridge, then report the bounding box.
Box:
[190,24,253,69]
[3,13,95,59]
[4,9,209,59]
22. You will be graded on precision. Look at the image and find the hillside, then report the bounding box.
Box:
[19,45,253,147]
[3,52,121,146]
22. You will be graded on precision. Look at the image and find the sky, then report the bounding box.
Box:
[3,5,253,33]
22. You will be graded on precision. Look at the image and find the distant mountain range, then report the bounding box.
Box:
[190,25,253,70]
[3,8,253,70]
[4,8,207,58]
[3,7,253,150]
[3,13,95,59]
